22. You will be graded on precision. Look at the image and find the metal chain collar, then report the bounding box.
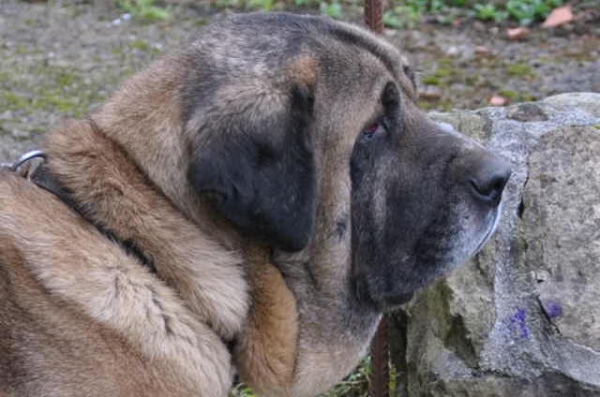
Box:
[1,150,47,179]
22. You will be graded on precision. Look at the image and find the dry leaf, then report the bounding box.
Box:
[542,5,574,28]
[490,95,508,106]
[475,46,492,56]
[419,86,443,100]
[507,27,530,41]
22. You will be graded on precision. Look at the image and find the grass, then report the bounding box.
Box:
[228,358,401,397]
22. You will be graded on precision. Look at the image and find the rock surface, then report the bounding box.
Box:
[392,93,600,397]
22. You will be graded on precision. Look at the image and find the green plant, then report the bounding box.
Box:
[383,0,433,29]
[228,357,401,397]
[321,357,371,397]
[474,3,508,22]
[117,0,171,21]
[248,0,274,11]
[506,0,563,25]
[229,384,258,397]
[320,1,343,18]
[294,0,320,7]
[381,0,564,29]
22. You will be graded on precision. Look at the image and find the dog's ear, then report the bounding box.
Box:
[188,83,316,252]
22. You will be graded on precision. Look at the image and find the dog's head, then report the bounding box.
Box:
[98,13,510,312]
[184,13,511,311]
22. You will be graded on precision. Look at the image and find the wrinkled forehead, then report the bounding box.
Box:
[311,41,413,144]
[313,58,387,138]
[317,26,415,100]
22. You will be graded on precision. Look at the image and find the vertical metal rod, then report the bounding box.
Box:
[370,315,390,397]
[364,0,384,34]
[365,5,387,396]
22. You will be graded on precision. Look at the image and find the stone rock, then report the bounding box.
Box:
[392,93,600,397]
[507,103,548,122]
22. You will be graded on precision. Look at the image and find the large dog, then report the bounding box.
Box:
[0,12,510,397]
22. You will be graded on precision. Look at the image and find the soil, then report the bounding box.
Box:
[0,0,599,143]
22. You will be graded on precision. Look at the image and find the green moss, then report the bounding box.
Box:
[419,97,455,112]
[438,58,456,68]
[433,66,457,79]
[421,74,442,86]
[0,71,12,84]
[421,59,462,88]
[499,89,518,100]
[129,39,162,56]
[131,39,150,52]
[426,282,478,367]
[506,62,536,78]
[32,94,80,114]
[464,74,481,86]
[499,90,537,103]
[194,18,209,27]
[55,71,79,87]
[2,91,30,110]
[24,18,41,27]
[29,126,47,135]
[0,62,106,119]
[112,47,125,57]
[16,44,29,55]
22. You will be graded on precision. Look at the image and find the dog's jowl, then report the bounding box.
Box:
[0,12,510,397]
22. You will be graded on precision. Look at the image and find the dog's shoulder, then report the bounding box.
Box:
[0,168,95,257]
[0,171,122,396]
[0,168,234,396]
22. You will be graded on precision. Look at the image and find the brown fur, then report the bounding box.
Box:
[0,15,389,396]
[235,246,299,396]
[1,48,301,397]
[45,119,248,341]
[0,170,233,396]
[0,12,509,397]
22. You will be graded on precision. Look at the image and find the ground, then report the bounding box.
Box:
[1,0,599,143]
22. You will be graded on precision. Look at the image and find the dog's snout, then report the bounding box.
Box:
[468,155,511,205]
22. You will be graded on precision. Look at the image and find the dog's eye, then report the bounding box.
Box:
[360,119,387,142]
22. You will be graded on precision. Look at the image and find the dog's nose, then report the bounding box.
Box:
[469,155,511,205]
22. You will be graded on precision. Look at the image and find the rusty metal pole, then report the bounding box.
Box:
[370,315,389,397]
[364,0,384,34]
[364,1,388,396]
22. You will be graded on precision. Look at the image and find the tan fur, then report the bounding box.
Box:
[1,53,301,397]
[286,56,319,90]
[0,13,437,397]
[0,171,233,396]
[44,119,248,341]
[235,246,299,396]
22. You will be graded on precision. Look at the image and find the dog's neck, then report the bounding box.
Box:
[41,117,251,340]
